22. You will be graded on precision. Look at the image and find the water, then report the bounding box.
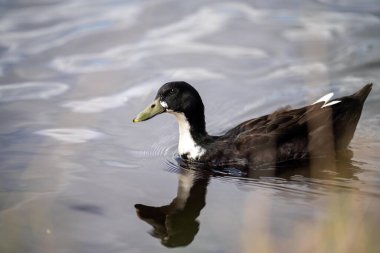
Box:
[0,0,380,252]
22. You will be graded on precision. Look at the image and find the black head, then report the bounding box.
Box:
[133,81,207,136]
[156,81,204,115]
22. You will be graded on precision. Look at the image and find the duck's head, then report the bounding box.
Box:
[133,81,205,123]
[133,81,208,159]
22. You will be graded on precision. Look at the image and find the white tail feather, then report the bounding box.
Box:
[322,100,341,108]
[313,92,334,105]
[312,92,341,108]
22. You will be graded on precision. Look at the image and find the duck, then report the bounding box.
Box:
[133,82,372,168]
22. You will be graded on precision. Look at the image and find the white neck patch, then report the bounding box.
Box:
[169,112,206,160]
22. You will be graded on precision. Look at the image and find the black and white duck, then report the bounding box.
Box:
[133,82,372,168]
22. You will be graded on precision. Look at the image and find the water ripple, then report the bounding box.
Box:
[35,128,105,143]
[263,62,328,80]
[164,68,225,80]
[51,42,267,74]
[51,3,268,74]
[283,12,379,42]
[0,82,69,102]
[316,0,380,12]
[125,141,177,159]
[0,2,142,54]
[62,82,156,113]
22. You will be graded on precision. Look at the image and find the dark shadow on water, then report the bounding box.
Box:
[134,153,362,248]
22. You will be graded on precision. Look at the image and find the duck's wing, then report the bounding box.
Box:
[225,84,373,164]
[223,105,301,137]
[225,106,310,164]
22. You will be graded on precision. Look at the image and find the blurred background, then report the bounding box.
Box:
[0,0,379,252]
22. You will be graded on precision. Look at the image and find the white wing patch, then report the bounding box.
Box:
[312,92,341,108]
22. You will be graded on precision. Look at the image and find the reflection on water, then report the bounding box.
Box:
[135,156,364,248]
[135,168,209,248]
[1,0,380,252]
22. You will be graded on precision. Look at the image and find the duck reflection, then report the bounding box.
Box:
[249,154,361,181]
[135,168,210,247]
[135,155,360,248]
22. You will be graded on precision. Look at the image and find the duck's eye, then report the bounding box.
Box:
[165,88,175,96]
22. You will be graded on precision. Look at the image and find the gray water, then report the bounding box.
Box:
[1,0,380,252]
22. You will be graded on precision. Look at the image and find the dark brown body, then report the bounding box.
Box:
[197,84,372,167]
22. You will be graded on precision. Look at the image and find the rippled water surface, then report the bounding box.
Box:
[1,0,380,252]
